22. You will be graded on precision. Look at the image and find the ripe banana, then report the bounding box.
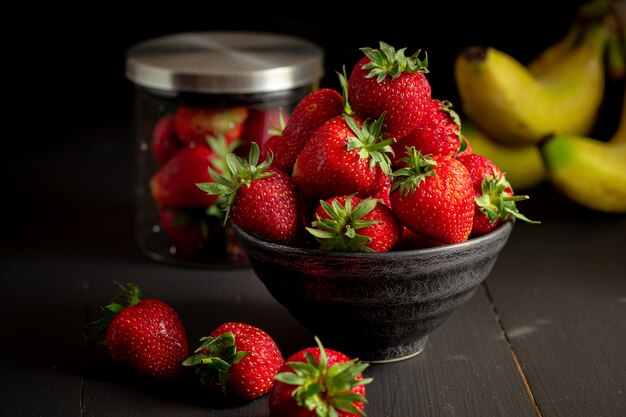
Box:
[527,22,581,77]
[455,23,609,147]
[462,121,546,191]
[539,95,626,213]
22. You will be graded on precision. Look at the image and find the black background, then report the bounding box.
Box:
[10,0,624,155]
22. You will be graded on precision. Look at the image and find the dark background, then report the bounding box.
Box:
[12,0,625,156]
[9,0,622,160]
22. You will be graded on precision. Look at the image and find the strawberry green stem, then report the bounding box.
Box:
[476,175,540,225]
[84,282,142,343]
[196,142,273,224]
[360,41,429,82]
[306,195,379,253]
[344,114,395,175]
[275,336,372,417]
[183,332,249,394]
[390,147,437,196]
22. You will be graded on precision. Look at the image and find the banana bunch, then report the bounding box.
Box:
[455,0,626,213]
[539,91,626,214]
[455,20,608,146]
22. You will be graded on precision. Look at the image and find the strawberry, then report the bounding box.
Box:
[371,174,391,207]
[183,322,283,401]
[395,227,446,250]
[292,114,394,200]
[157,206,208,255]
[269,336,372,417]
[151,114,183,165]
[348,42,431,138]
[173,106,248,147]
[391,98,466,165]
[196,143,301,244]
[389,147,474,244]
[263,88,344,174]
[307,195,401,253]
[457,153,538,236]
[150,136,238,208]
[86,283,188,380]
[240,107,288,157]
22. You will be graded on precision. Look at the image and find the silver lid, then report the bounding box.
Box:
[126,31,324,94]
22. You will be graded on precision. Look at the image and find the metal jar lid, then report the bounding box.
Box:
[126,31,324,94]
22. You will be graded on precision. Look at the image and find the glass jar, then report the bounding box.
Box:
[126,31,324,267]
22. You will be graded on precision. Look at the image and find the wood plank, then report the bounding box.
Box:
[367,285,538,417]
[78,255,538,417]
[485,189,626,417]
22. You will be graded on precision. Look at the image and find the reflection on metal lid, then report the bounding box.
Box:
[126,31,324,94]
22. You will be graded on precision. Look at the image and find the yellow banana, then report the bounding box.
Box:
[527,22,581,77]
[462,121,546,191]
[455,23,609,147]
[540,99,626,213]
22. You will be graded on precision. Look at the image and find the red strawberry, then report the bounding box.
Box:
[86,283,188,380]
[157,207,215,255]
[457,153,538,236]
[151,114,183,165]
[348,42,432,138]
[150,136,237,208]
[240,107,288,157]
[292,114,393,200]
[395,227,446,250]
[269,336,372,417]
[307,195,401,253]
[391,98,466,165]
[174,106,248,147]
[264,88,344,174]
[196,143,301,244]
[183,322,283,401]
[389,147,474,244]
[371,175,391,207]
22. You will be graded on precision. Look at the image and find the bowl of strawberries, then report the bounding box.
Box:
[198,42,537,362]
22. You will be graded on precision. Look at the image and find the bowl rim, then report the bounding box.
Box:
[233,218,514,259]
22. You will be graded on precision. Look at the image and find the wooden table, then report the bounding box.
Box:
[1,120,624,417]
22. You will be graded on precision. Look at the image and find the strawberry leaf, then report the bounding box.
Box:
[196,142,274,224]
[477,175,540,225]
[343,114,394,176]
[391,147,437,195]
[307,195,379,253]
[183,331,251,394]
[360,41,429,82]
[276,336,370,417]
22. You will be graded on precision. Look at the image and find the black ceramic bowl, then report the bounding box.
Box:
[234,220,514,363]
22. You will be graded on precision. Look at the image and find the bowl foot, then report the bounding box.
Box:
[356,335,429,363]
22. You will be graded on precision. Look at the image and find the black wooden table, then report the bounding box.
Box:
[1,120,625,417]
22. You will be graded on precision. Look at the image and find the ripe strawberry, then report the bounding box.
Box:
[457,153,538,236]
[151,114,183,165]
[196,143,301,244]
[183,322,283,401]
[395,227,446,250]
[240,107,288,157]
[292,114,393,200]
[391,98,466,165]
[389,147,474,244]
[264,88,344,174]
[307,195,401,253]
[158,206,207,255]
[269,336,372,417]
[150,136,237,208]
[86,282,188,380]
[371,175,391,207]
[348,42,431,138]
[174,106,248,147]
